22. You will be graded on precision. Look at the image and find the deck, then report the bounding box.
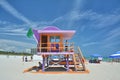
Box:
[37,52,74,55]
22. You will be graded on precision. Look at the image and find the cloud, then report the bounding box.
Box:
[102,41,119,49]
[5,27,26,35]
[0,22,28,36]
[0,0,32,26]
[82,42,99,47]
[106,27,120,40]
[67,0,82,27]
[0,48,4,51]
[0,32,26,36]
[66,9,120,29]
[85,10,120,29]
[47,9,120,31]
[0,39,35,52]
[0,20,10,25]
[92,15,120,29]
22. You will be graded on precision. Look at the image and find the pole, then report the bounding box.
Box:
[66,55,69,71]
[42,55,45,72]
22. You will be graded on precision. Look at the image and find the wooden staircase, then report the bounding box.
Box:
[72,47,86,71]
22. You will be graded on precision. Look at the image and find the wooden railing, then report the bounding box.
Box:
[37,42,74,52]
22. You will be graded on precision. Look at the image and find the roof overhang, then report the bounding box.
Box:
[38,30,76,40]
[32,26,76,43]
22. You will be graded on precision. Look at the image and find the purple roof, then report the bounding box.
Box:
[33,26,76,42]
[42,26,60,31]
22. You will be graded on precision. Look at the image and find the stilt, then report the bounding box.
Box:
[66,55,69,71]
[47,56,49,67]
[42,55,45,72]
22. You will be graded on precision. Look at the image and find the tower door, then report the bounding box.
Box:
[41,35,48,52]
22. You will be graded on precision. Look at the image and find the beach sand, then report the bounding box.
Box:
[0,55,120,80]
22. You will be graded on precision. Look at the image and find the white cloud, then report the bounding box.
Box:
[0,22,28,36]
[0,0,33,26]
[46,9,120,31]
[51,16,63,24]
[0,39,35,52]
[82,42,99,47]
[94,15,120,29]
[67,0,82,27]
[0,33,25,36]
[0,48,5,51]
[84,11,120,29]
[102,41,119,49]
[65,9,120,29]
[98,27,120,49]
[0,20,10,24]
[6,28,26,34]
[103,27,120,41]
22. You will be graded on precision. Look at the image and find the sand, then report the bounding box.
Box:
[0,55,120,80]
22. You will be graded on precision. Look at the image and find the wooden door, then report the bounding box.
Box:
[41,35,47,52]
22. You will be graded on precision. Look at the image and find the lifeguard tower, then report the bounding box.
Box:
[26,26,87,73]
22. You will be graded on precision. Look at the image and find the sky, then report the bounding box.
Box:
[0,0,120,57]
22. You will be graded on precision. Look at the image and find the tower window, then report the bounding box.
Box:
[50,36,60,42]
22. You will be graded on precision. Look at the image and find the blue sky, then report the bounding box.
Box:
[0,0,120,56]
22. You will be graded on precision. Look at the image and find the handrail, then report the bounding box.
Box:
[77,46,86,71]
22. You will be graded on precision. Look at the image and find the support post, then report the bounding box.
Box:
[42,55,45,72]
[66,55,69,71]
[47,56,49,67]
